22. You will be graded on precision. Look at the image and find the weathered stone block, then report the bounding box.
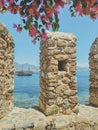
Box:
[47,65,58,72]
[62,77,70,84]
[54,54,68,61]
[64,90,77,96]
[45,104,59,116]
[57,39,68,47]
[39,32,78,115]
[0,24,14,119]
[69,96,78,104]
[89,38,98,106]
[62,107,72,115]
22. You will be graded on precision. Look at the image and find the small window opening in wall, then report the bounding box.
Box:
[58,60,66,71]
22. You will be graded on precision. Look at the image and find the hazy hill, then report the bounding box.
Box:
[77,66,89,72]
[15,62,40,72]
[15,62,89,73]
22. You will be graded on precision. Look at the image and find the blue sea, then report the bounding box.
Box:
[14,71,90,108]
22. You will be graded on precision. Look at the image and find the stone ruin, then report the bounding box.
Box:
[0,24,14,119]
[39,32,79,116]
[0,23,98,123]
[89,38,98,106]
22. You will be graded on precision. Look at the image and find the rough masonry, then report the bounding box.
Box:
[39,32,78,116]
[0,24,14,119]
[89,38,98,106]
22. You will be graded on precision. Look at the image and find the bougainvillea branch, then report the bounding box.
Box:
[0,0,98,43]
[70,0,98,19]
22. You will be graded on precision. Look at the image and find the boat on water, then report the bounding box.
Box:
[15,65,34,76]
[15,71,33,76]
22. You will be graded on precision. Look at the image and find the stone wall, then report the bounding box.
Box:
[1,104,98,130]
[0,24,14,119]
[39,32,78,116]
[89,38,98,106]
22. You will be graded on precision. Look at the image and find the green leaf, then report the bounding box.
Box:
[35,16,38,20]
[42,28,45,33]
[15,0,18,2]
[55,14,59,23]
[20,1,25,6]
[56,24,59,31]
[36,0,41,7]
[42,20,46,25]
[25,17,33,29]
[49,17,53,22]
[73,0,78,7]
[34,36,38,40]
[23,19,25,24]
[25,0,32,3]
[48,5,53,9]
[52,22,59,32]
[34,21,38,28]
[39,25,42,29]
[52,22,55,31]
[24,25,28,30]
[81,1,87,8]
[39,8,44,13]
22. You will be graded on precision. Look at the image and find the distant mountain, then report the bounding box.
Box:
[77,66,89,72]
[15,62,89,73]
[15,62,40,73]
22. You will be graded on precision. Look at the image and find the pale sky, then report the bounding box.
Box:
[0,5,98,67]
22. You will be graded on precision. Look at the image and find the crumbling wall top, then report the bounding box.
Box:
[0,23,14,46]
[47,32,76,40]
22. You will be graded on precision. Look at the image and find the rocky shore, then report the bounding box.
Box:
[0,104,98,130]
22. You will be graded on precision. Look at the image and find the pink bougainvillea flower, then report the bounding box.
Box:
[29,25,37,37]
[91,6,98,14]
[45,7,54,18]
[28,2,40,17]
[32,39,36,44]
[17,25,22,32]
[46,22,51,30]
[8,5,14,14]
[41,32,47,41]
[13,24,22,32]
[8,4,19,14]
[0,0,5,7]
[57,0,65,8]
[54,4,60,14]
[28,8,34,16]
[7,0,14,4]
[18,7,26,18]
[2,0,98,44]
[90,5,98,19]
[40,14,49,21]
[75,1,83,16]
[40,0,43,3]
[13,24,17,28]
[90,0,97,6]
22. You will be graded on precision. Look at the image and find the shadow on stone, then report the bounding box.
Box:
[85,103,98,108]
[31,105,40,111]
